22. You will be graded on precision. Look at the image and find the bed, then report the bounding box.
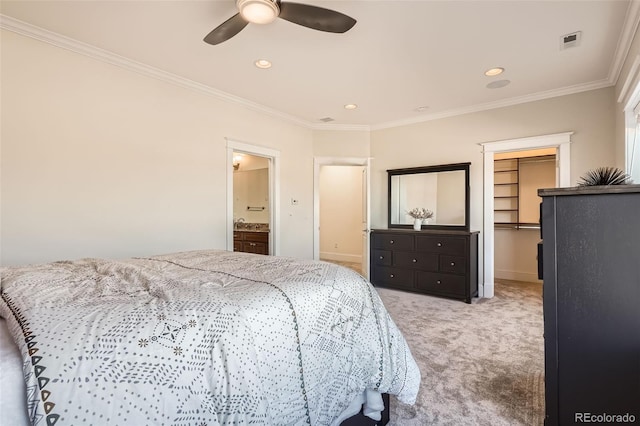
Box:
[0,249,420,425]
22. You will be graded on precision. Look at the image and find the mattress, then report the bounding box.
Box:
[0,250,420,425]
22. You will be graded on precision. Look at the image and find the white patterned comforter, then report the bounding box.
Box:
[0,250,420,425]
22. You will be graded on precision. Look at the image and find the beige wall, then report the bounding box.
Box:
[1,30,314,265]
[494,229,541,282]
[312,130,370,158]
[0,28,623,274]
[370,87,616,282]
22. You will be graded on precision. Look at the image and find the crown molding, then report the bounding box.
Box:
[608,0,640,85]
[308,123,370,131]
[371,78,613,131]
[1,10,636,133]
[0,14,313,129]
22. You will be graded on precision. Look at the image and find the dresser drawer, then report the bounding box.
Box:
[372,233,414,251]
[416,272,466,297]
[394,251,438,271]
[416,235,466,255]
[371,266,414,290]
[439,255,466,274]
[372,249,392,266]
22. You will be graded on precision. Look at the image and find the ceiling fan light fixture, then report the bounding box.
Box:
[237,0,280,24]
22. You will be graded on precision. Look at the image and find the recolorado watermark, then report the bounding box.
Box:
[575,413,637,423]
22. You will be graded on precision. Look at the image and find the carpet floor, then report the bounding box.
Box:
[376,280,545,426]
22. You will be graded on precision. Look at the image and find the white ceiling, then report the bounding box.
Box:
[1,0,638,129]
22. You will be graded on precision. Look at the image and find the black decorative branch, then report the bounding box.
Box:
[577,167,632,186]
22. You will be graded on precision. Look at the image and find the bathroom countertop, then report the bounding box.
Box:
[233,223,270,232]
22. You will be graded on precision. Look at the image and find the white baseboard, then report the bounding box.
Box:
[495,269,542,283]
[320,252,362,263]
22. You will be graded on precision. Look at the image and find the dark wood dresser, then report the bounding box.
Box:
[370,229,479,303]
[539,185,640,425]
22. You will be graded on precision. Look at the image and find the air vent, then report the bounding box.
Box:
[319,117,335,123]
[560,31,581,50]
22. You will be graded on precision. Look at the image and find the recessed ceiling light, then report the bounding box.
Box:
[486,79,511,89]
[485,67,505,77]
[414,106,429,112]
[344,104,358,110]
[254,59,272,69]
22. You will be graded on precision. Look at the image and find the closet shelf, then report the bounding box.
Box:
[495,222,540,229]
[495,157,520,226]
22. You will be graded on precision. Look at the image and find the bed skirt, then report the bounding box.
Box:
[341,394,390,426]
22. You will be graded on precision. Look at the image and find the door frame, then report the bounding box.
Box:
[226,138,281,255]
[313,157,371,277]
[480,132,572,298]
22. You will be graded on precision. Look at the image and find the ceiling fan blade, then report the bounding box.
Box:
[278,2,356,33]
[204,13,249,45]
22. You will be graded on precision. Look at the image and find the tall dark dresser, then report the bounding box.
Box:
[539,185,640,425]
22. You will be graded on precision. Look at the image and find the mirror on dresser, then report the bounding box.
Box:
[388,162,470,231]
[372,162,477,303]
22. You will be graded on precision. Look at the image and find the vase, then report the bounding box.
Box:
[413,218,422,231]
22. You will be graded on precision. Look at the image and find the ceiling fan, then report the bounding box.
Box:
[204,0,357,45]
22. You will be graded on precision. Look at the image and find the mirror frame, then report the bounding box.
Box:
[387,162,471,231]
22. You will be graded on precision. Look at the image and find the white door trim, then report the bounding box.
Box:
[226,139,281,255]
[480,132,572,298]
[313,157,372,277]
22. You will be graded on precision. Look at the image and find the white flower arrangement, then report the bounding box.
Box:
[406,207,433,220]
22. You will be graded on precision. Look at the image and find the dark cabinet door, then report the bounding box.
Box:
[234,231,269,255]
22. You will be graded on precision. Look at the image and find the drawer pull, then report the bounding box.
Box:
[436,280,442,284]
[412,259,417,263]
[437,242,442,247]
[379,256,384,260]
[249,243,257,246]
[390,240,394,244]
[390,274,395,278]
[450,262,455,266]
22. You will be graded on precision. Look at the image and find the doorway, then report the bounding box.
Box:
[481,132,572,298]
[232,152,270,254]
[226,139,280,255]
[313,157,370,277]
[493,149,556,284]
